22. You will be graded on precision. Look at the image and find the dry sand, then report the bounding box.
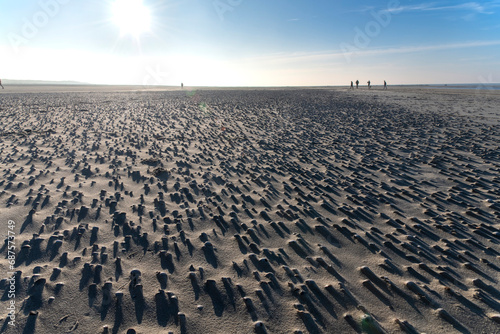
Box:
[0,86,499,334]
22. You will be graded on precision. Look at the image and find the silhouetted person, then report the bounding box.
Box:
[356,80,359,89]
[383,80,387,90]
[350,81,354,89]
[0,79,3,89]
[181,83,184,89]
[367,80,371,89]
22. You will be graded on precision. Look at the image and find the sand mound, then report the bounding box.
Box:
[1,87,499,333]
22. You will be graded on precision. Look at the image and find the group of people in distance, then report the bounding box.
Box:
[350,80,387,90]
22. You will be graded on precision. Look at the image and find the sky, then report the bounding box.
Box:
[1,0,500,86]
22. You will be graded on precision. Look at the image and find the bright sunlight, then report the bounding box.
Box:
[111,0,151,37]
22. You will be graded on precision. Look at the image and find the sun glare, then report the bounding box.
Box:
[112,0,151,37]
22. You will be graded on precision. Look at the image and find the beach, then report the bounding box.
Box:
[1,86,499,334]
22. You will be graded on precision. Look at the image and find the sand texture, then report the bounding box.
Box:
[1,87,500,334]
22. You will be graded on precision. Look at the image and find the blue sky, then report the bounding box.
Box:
[1,0,499,86]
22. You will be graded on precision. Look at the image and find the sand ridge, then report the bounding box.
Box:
[1,87,500,333]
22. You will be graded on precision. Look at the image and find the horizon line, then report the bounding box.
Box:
[2,80,500,88]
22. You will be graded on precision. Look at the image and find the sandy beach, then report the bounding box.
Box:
[1,86,499,334]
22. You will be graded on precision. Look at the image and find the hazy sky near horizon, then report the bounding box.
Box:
[1,0,500,86]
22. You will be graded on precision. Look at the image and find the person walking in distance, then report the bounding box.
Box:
[384,80,387,90]
[356,80,359,89]
[367,80,371,89]
[0,78,4,89]
[350,81,354,89]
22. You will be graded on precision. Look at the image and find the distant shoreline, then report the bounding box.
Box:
[1,83,499,94]
[2,80,499,90]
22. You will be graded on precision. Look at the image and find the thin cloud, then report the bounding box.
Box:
[387,1,500,14]
[345,1,500,16]
[243,40,500,64]
[343,6,376,13]
[350,40,500,57]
